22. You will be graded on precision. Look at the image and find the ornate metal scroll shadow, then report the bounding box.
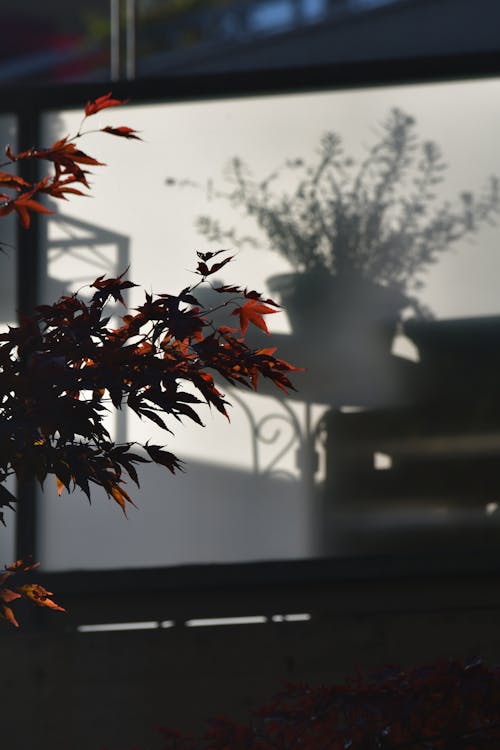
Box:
[227,387,324,484]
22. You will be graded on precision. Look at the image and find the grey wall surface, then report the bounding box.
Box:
[2,561,500,749]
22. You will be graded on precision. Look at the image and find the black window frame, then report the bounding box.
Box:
[2,51,500,621]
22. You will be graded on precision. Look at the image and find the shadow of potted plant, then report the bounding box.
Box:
[169,108,499,406]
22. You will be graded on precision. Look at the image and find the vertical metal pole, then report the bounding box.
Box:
[15,105,41,562]
[110,0,121,81]
[126,0,137,80]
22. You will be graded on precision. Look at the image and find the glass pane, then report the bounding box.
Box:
[0,4,109,85]
[2,1,498,86]
[0,114,18,565]
[38,75,500,569]
[136,0,500,76]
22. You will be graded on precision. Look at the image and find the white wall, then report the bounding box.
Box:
[36,78,500,569]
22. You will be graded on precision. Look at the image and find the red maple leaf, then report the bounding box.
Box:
[91,269,137,306]
[41,175,87,201]
[0,192,53,229]
[43,139,104,183]
[85,92,128,117]
[101,126,142,140]
[0,172,30,190]
[231,299,278,335]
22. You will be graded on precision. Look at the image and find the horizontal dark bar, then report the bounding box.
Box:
[1,50,500,114]
[29,552,500,597]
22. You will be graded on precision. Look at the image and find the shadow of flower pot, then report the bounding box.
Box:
[267,270,415,407]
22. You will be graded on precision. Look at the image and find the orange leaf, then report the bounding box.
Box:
[17,584,66,612]
[110,484,132,513]
[0,588,21,603]
[5,559,40,573]
[231,300,278,335]
[0,603,18,627]
[85,93,128,117]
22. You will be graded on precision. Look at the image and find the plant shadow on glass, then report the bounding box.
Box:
[168,108,500,556]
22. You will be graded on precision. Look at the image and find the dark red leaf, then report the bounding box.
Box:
[85,93,128,117]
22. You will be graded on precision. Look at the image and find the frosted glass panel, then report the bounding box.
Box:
[0,113,17,565]
[38,77,500,570]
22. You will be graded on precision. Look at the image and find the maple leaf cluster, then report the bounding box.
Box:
[0,92,139,626]
[0,248,296,519]
[157,659,500,749]
[0,559,64,627]
[0,94,298,625]
[0,92,139,229]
